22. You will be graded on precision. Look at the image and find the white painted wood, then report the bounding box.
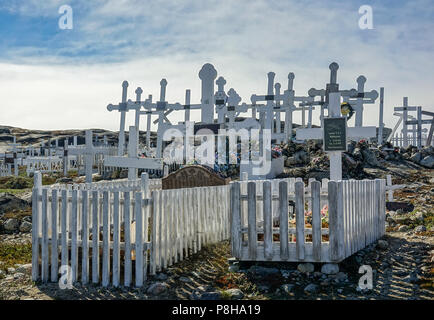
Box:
[50,189,58,282]
[135,192,144,287]
[71,189,78,282]
[112,191,120,287]
[31,172,42,281]
[279,181,289,260]
[91,190,100,282]
[81,190,89,285]
[102,191,110,287]
[231,182,241,258]
[295,181,305,261]
[124,191,132,286]
[61,190,68,280]
[247,182,257,260]
[41,188,49,282]
[311,181,321,261]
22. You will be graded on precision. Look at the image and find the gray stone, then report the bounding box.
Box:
[321,263,339,275]
[3,218,19,232]
[179,276,192,283]
[398,225,409,232]
[297,263,314,273]
[13,272,26,280]
[146,282,169,295]
[281,284,295,294]
[247,266,279,276]
[16,264,32,275]
[376,240,388,250]
[304,283,319,294]
[154,273,168,281]
[228,264,239,273]
[0,194,30,215]
[7,267,16,274]
[414,212,424,222]
[19,221,32,233]
[414,225,426,233]
[224,288,244,300]
[420,155,434,168]
[410,152,422,163]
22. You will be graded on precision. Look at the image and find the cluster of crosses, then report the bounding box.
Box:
[388,97,434,149]
[104,62,385,181]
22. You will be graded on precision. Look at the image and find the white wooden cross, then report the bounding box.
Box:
[394,97,420,148]
[104,126,163,180]
[386,175,406,201]
[308,62,366,125]
[405,107,433,149]
[198,63,218,123]
[343,75,378,127]
[68,130,116,183]
[107,81,131,156]
[296,92,377,180]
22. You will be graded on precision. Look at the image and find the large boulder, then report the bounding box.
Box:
[420,155,434,169]
[0,193,31,215]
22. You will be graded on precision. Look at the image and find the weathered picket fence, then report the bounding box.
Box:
[31,172,229,287]
[230,178,386,263]
[0,163,12,177]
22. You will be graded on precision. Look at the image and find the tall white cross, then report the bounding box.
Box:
[405,107,433,149]
[394,97,420,148]
[107,81,130,156]
[296,92,377,180]
[104,126,163,180]
[198,63,218,123]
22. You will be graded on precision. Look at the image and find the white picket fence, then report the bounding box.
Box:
[230,178,386,263]
[31,172,229,287]
[391,133,433,148]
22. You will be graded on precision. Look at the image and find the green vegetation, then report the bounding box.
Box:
[0,242,32,274]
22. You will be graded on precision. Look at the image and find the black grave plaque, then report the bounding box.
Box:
[194,123,221,135]
[323,117,347,152]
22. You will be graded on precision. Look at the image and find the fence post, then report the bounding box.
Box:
[63,139,69,176]
[328,181,344,262]
[230,182,241,259]
[13,157,18,176]
[31,171,43,281]
[163,165,169,177]
[141,172,149,196]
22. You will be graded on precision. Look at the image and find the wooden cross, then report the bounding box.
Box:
[198,63,218,123]
[405,107,434,148]
[107,81,131,156]
[343,75,378,127]
[104,126,163,180]
[296,92,376,180]
[394,97,420,148]
[68,130,116,183]
[308,63,358,110]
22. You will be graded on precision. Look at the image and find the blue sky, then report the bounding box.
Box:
[0,0,433,131]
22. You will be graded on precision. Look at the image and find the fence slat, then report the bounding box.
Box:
[124,191,132,286]
[31,187,40,281]
[230,182,241,259]
[92,191,99,284]
[81,190,89,285]
[112,191,120,287]
[135,192,144,287]
[247,182,257,260]
[102,191,110,287]
[311,181,321,261]
[295,181,305,261]
[279,181,289,260]
[50,189,58,282]
[263,181,273,261]
[150,190,158,275]
[41,188,49,282]
[71,189,78,283]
